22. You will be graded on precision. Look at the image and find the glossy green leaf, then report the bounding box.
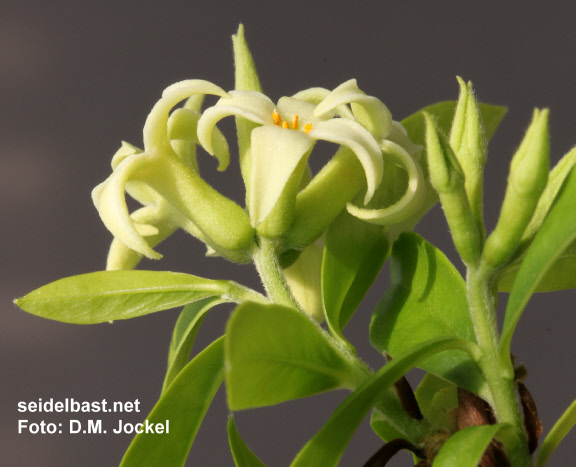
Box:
[498,250,576,292]
[225,302,368,410]
[227,417,266,467]
[415,373,458,433]
[370,232,487,395]
[401,101,506,150]
[15,270,263,324]
[432,424,508,467]
[537,399,576,467]
[162,297,228,393]
[291,337,481,467]
[501,167,576,356]
[120,337,225,467]
[322,209,390,348]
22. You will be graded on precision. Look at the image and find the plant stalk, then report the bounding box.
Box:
[252,236,300,309]
[467,265,532,466]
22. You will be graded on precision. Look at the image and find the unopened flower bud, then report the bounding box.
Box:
[450,77,487,237]
[425,112,481,265]
[484,109,549,267]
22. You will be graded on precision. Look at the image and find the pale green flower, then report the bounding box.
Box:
[197,79,391,229]
[92,80,255,264]
[92,77,425,269]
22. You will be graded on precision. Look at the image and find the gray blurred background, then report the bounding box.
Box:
[2,1,575,465]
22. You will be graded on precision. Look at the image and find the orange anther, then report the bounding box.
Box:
[282,121,289,129]
[291,114,299,130]
[304,123,312,133]
[272,110,281,126]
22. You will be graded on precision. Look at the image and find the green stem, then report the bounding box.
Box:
[467,265,532,466]
[252,236,300,309]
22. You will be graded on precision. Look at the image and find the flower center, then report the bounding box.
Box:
[272,110,312,133]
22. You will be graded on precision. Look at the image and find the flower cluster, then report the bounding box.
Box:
[93,77,425,270]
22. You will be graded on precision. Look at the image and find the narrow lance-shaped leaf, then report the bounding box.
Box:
[498,242,576,292]
[500,167,576,357]
[432,424,510,467]
[290,337,482,467]
[537,399,576,467]
[225,302,369,410]
[15,271,265,324]
[120,337,225,467]
[227,417,266,467]
[162,297,228,393]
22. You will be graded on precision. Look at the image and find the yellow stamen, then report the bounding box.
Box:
[282,121,289,129]
[272,109,281,126]
[291,115,299,130]
[304,123,312,133]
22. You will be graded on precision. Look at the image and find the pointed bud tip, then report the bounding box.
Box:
[233,23,245,41]
[456,75,467,90]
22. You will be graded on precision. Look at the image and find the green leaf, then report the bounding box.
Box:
[227,417,266,467]
[290,337,481,467]
[225,302,368,410]
[370,232,487,395]
[15,270,263,324]
[498,247,576,292]
[432,424,509,467]
[370,410,406,442]
[162,297,228,393]
[401,101,506,150]
[500,167,576,356]
[120,337,225,467]
[322,209,390,349]
[537,399,576,467]
[415,373,458,433]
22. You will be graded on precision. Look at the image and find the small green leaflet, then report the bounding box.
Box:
[227,417,266,467]
[225,302,368,410]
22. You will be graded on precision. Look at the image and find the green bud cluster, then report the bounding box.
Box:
[424,78,556,273]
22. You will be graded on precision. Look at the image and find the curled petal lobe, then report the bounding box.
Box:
[197,90,275,155]
[347,140,426,225]
[111,141,142,169]
[144,80,228,151]
[168,108,230,171]
[92,153,162,259]
[308,118,383,204]
[314,79,392,138]
[387,121,422,157]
